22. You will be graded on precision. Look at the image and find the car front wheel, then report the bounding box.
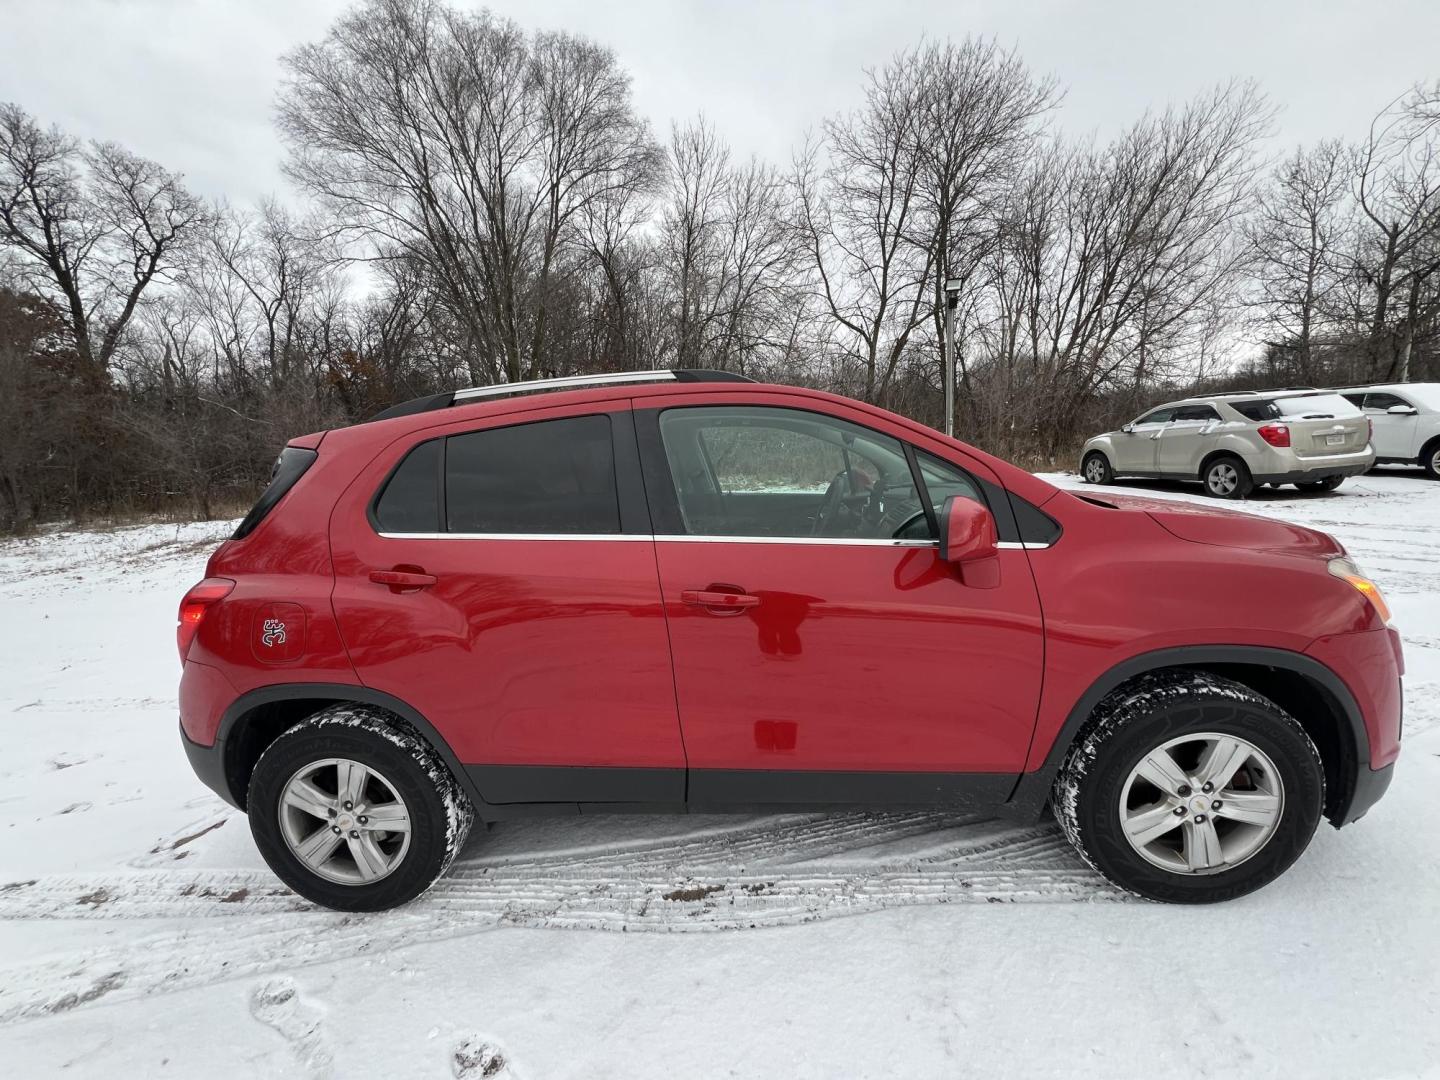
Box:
[1053,672,1324,903]
[248,705,476,911]
[1082,451,1114,485]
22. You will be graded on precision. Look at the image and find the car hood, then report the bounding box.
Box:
[1087,492,1343,557]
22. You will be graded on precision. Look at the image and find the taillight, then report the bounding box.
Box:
[1257,423,1291,448]
[1366,417,1373,443]
[177,578,235,662]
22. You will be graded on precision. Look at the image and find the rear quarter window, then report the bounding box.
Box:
[233,446,318,539]
[1229,400,1280,421]
[1273,394,1362,419]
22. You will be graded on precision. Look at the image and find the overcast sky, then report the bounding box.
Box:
[3,0,1438,205]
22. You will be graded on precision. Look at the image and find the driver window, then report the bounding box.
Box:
[657,406,923,539]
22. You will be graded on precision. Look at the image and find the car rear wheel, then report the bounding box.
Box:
[1082,451,1114,485]
[1295,475,1344,492]
[1202,455,1253,499]
[1052,672,1324,903]
[248,705,475,911]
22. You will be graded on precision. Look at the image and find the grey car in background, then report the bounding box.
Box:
[1080,390,1374,499]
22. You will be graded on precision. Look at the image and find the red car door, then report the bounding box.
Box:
[636,394,1046,804]
[328,402,686,806]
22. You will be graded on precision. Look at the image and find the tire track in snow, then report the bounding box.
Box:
[0,866,1117,1026]
[0,813,1117,1025]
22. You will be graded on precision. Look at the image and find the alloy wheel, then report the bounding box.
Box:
[278,757,412,885]
[1207,462,1239,496]
[1119,732,1284,875]
[1085,456,1107,483]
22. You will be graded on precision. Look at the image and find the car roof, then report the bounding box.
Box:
[1332,383,1436,394]
[1143,388,1349,412]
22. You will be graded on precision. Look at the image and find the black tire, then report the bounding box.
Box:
[1201,454,1253,499]
[1052,672,1324,904]
[1081,451,1114,485]
[249,705,475,912]
[1421,438,1440,480]
[1295,475,1344,492]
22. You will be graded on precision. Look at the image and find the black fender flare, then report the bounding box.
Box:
[210,683,491,814]
[1003,645,1369,821]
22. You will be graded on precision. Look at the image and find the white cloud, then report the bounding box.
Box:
[2,0,1436,206]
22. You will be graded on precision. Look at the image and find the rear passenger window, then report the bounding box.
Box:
[373,439,440,533]
[1172,405,1220,422]
[445,415,618,534]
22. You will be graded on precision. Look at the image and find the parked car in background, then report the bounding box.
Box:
[1337,383,1440,479]
[1081,390,1375,498]
[177,370,1400,912]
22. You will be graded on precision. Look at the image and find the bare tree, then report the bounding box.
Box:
[987,82,1274,454]
[1352,85,1440,380]
[1247,140,1351,382]
[278,0,659,384]
[659,118,804,374]
[909,40,1057,419]
[795,59,933,404]
[0,103,208,382]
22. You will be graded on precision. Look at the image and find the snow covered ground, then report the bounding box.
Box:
[1,469,1438,1079]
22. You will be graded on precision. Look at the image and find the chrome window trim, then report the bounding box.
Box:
[655,535,936,547]
[377,531,1052,549]
[378,532,649,542]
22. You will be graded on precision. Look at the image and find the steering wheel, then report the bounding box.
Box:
[891,509,929,539]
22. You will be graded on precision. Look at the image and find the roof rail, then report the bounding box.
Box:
[370,368,754,422]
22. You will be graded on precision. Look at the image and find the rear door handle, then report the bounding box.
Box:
[369,567,438,592]
[681,589,760,613]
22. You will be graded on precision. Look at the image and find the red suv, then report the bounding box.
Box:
[178,371,1402,910]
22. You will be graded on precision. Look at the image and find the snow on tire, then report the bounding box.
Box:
[1052,671,1325,904]
[248,704,476,912]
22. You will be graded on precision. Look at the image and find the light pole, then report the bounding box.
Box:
[943,277,962,437]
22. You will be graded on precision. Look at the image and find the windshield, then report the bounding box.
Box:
[1398,384,1440,410]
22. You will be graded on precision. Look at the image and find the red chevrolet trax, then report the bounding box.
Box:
[177,370,1402,910]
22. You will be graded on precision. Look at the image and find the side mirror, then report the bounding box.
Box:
[938,496,1000,588]
[1121,423,1136,434]
[1387,405,1418,416]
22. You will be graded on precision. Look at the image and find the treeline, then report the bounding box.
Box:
[2,0,1438,531]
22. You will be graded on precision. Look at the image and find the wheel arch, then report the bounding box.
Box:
[1418,431,1440,470]
[1006,646,1368,827]
[1197,446,1248,482]
[213,684,485,815]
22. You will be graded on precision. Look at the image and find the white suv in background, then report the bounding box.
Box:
[1337,383,1440,479]
[1080,390,1374,499]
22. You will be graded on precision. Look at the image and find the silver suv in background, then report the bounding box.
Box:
[1081,390,1374,499]
[1337,383,1440,479]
